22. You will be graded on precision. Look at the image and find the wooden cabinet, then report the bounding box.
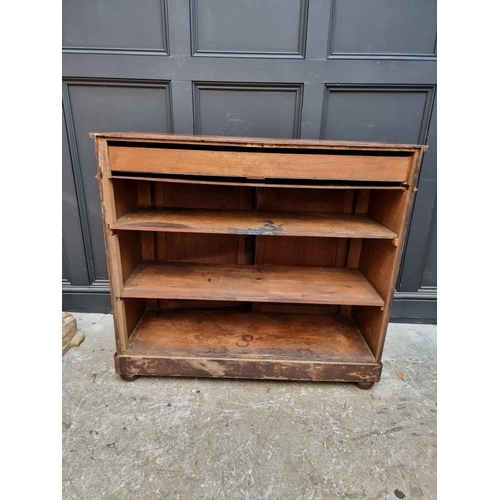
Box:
[92,133,427,388]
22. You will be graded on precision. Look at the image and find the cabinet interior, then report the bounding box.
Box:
[93,133,425,384]
[109,178,409,363]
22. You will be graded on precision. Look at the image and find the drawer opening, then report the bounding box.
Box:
[108,140,412,157]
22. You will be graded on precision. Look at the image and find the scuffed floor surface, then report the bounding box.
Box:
[63,314,436,500]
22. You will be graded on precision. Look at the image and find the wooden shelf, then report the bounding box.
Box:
[126,309,377,364]
[122,262,384,307]
[111,173,406,190]
[111,207,397,239]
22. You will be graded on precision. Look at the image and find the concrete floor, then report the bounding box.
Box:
[62,314,436,500]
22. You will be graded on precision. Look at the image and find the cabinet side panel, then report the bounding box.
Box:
[351,306,385,359]
[117,231,142,283]
[95,137,128,350]
[353,239,398,358]
[113,179,138,219]
[124,298,146,340]
[354,151,424,360]
[108,299,145,350]
[368,189,409,236]
[96,140,117,225]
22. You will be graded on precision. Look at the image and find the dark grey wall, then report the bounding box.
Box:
[62,0,437,323]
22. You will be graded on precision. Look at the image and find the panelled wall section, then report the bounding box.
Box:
[62,0,437,323]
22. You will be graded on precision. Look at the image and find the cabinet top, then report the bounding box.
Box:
[89,132,428,152]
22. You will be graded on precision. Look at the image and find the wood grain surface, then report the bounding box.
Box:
[122,262,385,306]
[91,131,427,152]
[111,207,396,239]
[127,309,376,363]
[109,146,411,182]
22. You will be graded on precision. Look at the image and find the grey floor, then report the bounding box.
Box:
[62,314,436,500]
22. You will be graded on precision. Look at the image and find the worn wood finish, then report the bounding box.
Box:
[91,132,428,153]
[95,137,130,353]
[127,310,376,363]
[94,133,427,385]
[109,146,411,183]
[122,262,385,307]
[353,150,425,360]
[96,139,118,225]
[112,208,396,239]
[112,298,129,352]
[115,354,382,383]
